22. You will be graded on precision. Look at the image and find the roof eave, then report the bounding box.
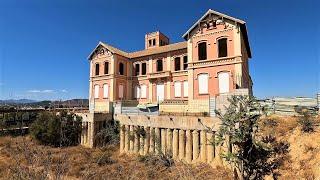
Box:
[182,9,246,40]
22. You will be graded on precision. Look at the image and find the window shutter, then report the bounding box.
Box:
[174,81,181,97]
[183,81,188,97]
[103,84,108,98]
[141,85,147,98]
[198,74,208,94]
[94,85,99,99]
[119,85,124,98]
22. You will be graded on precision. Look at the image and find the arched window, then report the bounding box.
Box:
[119,62,124,75]
[198,73,209,94]
[174,57,181,71]
[156,59,163,72]
[218,38,228,57]
[104,62,109,74]
[95,63,100,76]
[198,42,207,60]
[135,64,140,76]
[94,85,99,99]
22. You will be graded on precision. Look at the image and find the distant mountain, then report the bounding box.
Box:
[0,99,38,104]
[0,99,88,107]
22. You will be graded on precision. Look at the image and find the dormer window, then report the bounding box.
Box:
[198,42,207,60]
[218,38,228,58]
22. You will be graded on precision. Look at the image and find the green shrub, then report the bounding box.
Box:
[95,120,120,146]
[30,111,82,147]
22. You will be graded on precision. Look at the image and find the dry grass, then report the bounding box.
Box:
[0,136,232,180]
[260,115,320,179]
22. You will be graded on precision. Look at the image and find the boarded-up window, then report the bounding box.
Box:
[103,84,109,98]
[174,81,181,97]
[183,81,188,97]
[218,38,228,57]
[94,85,99,99]
[174,57,181,71]
[198,42,207,60]
[198,74,208,94]
[95,63,100,76]
[218,72,230,93]
[142,63,147,75]
[141,84,147,98]
[119,85,124,99]
[134,86,140,99]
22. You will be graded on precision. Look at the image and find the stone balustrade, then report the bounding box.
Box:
[117,115,226,165]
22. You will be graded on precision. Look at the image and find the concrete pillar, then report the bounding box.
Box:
[155,127,160,154]
[124,125,129,152]
[167,129,172,154]
[206,132,214,163]
[139,127,144,155]
[150,127,155,154]
[172,129,179,159]
[186,130,192,163]
[134,126,140,153]
[144,127,150,155]
[179,129,185,160]
[200,130,207,162]
[120,125,125,153]
[161,129,167,154]
[192,130,199,162]
[129,125,134,152]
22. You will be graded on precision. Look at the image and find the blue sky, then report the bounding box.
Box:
[0,0,319,100]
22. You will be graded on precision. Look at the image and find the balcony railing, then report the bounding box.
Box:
[147,71,171,79]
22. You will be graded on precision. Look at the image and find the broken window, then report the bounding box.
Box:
[142,62,147,75]
[135,64,140,76]
[95,63,100,76]
[119,62,124,75]
[183,56,188,70]
[104,62,109,74]
[218,38,228,58]
[156,59,163,72]
[174,57,181,71]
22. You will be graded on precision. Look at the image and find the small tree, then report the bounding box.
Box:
[215,95,289,180]
[296,108,316,133]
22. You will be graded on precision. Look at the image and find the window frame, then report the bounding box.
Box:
[135,63,140,76]
[95,63,100,76]
[104,61,109,74]
[103,84,109,98]
[183,56,188,70]
[218,38,228,58]
[141,62,147,75]
[119,62,125,75]
[198,73,209,95]
[198,42,207,60]
[174,57,181,71]
[156,59,163,72]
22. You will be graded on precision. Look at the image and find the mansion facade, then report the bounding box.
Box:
[87,9,252,113]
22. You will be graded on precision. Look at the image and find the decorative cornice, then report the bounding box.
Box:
[189,56,242,69]
[192,28,233,40]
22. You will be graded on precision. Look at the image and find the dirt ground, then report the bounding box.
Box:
[0,115,319,180]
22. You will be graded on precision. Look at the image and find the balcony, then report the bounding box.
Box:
[147,71,171,79]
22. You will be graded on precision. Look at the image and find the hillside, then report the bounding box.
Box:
[0,115,319,179]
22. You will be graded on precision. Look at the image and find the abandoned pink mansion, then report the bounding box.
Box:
[79,9,253,165]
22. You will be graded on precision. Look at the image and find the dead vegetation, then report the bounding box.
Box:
[0,136,232,180]
[260,115,320,179]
